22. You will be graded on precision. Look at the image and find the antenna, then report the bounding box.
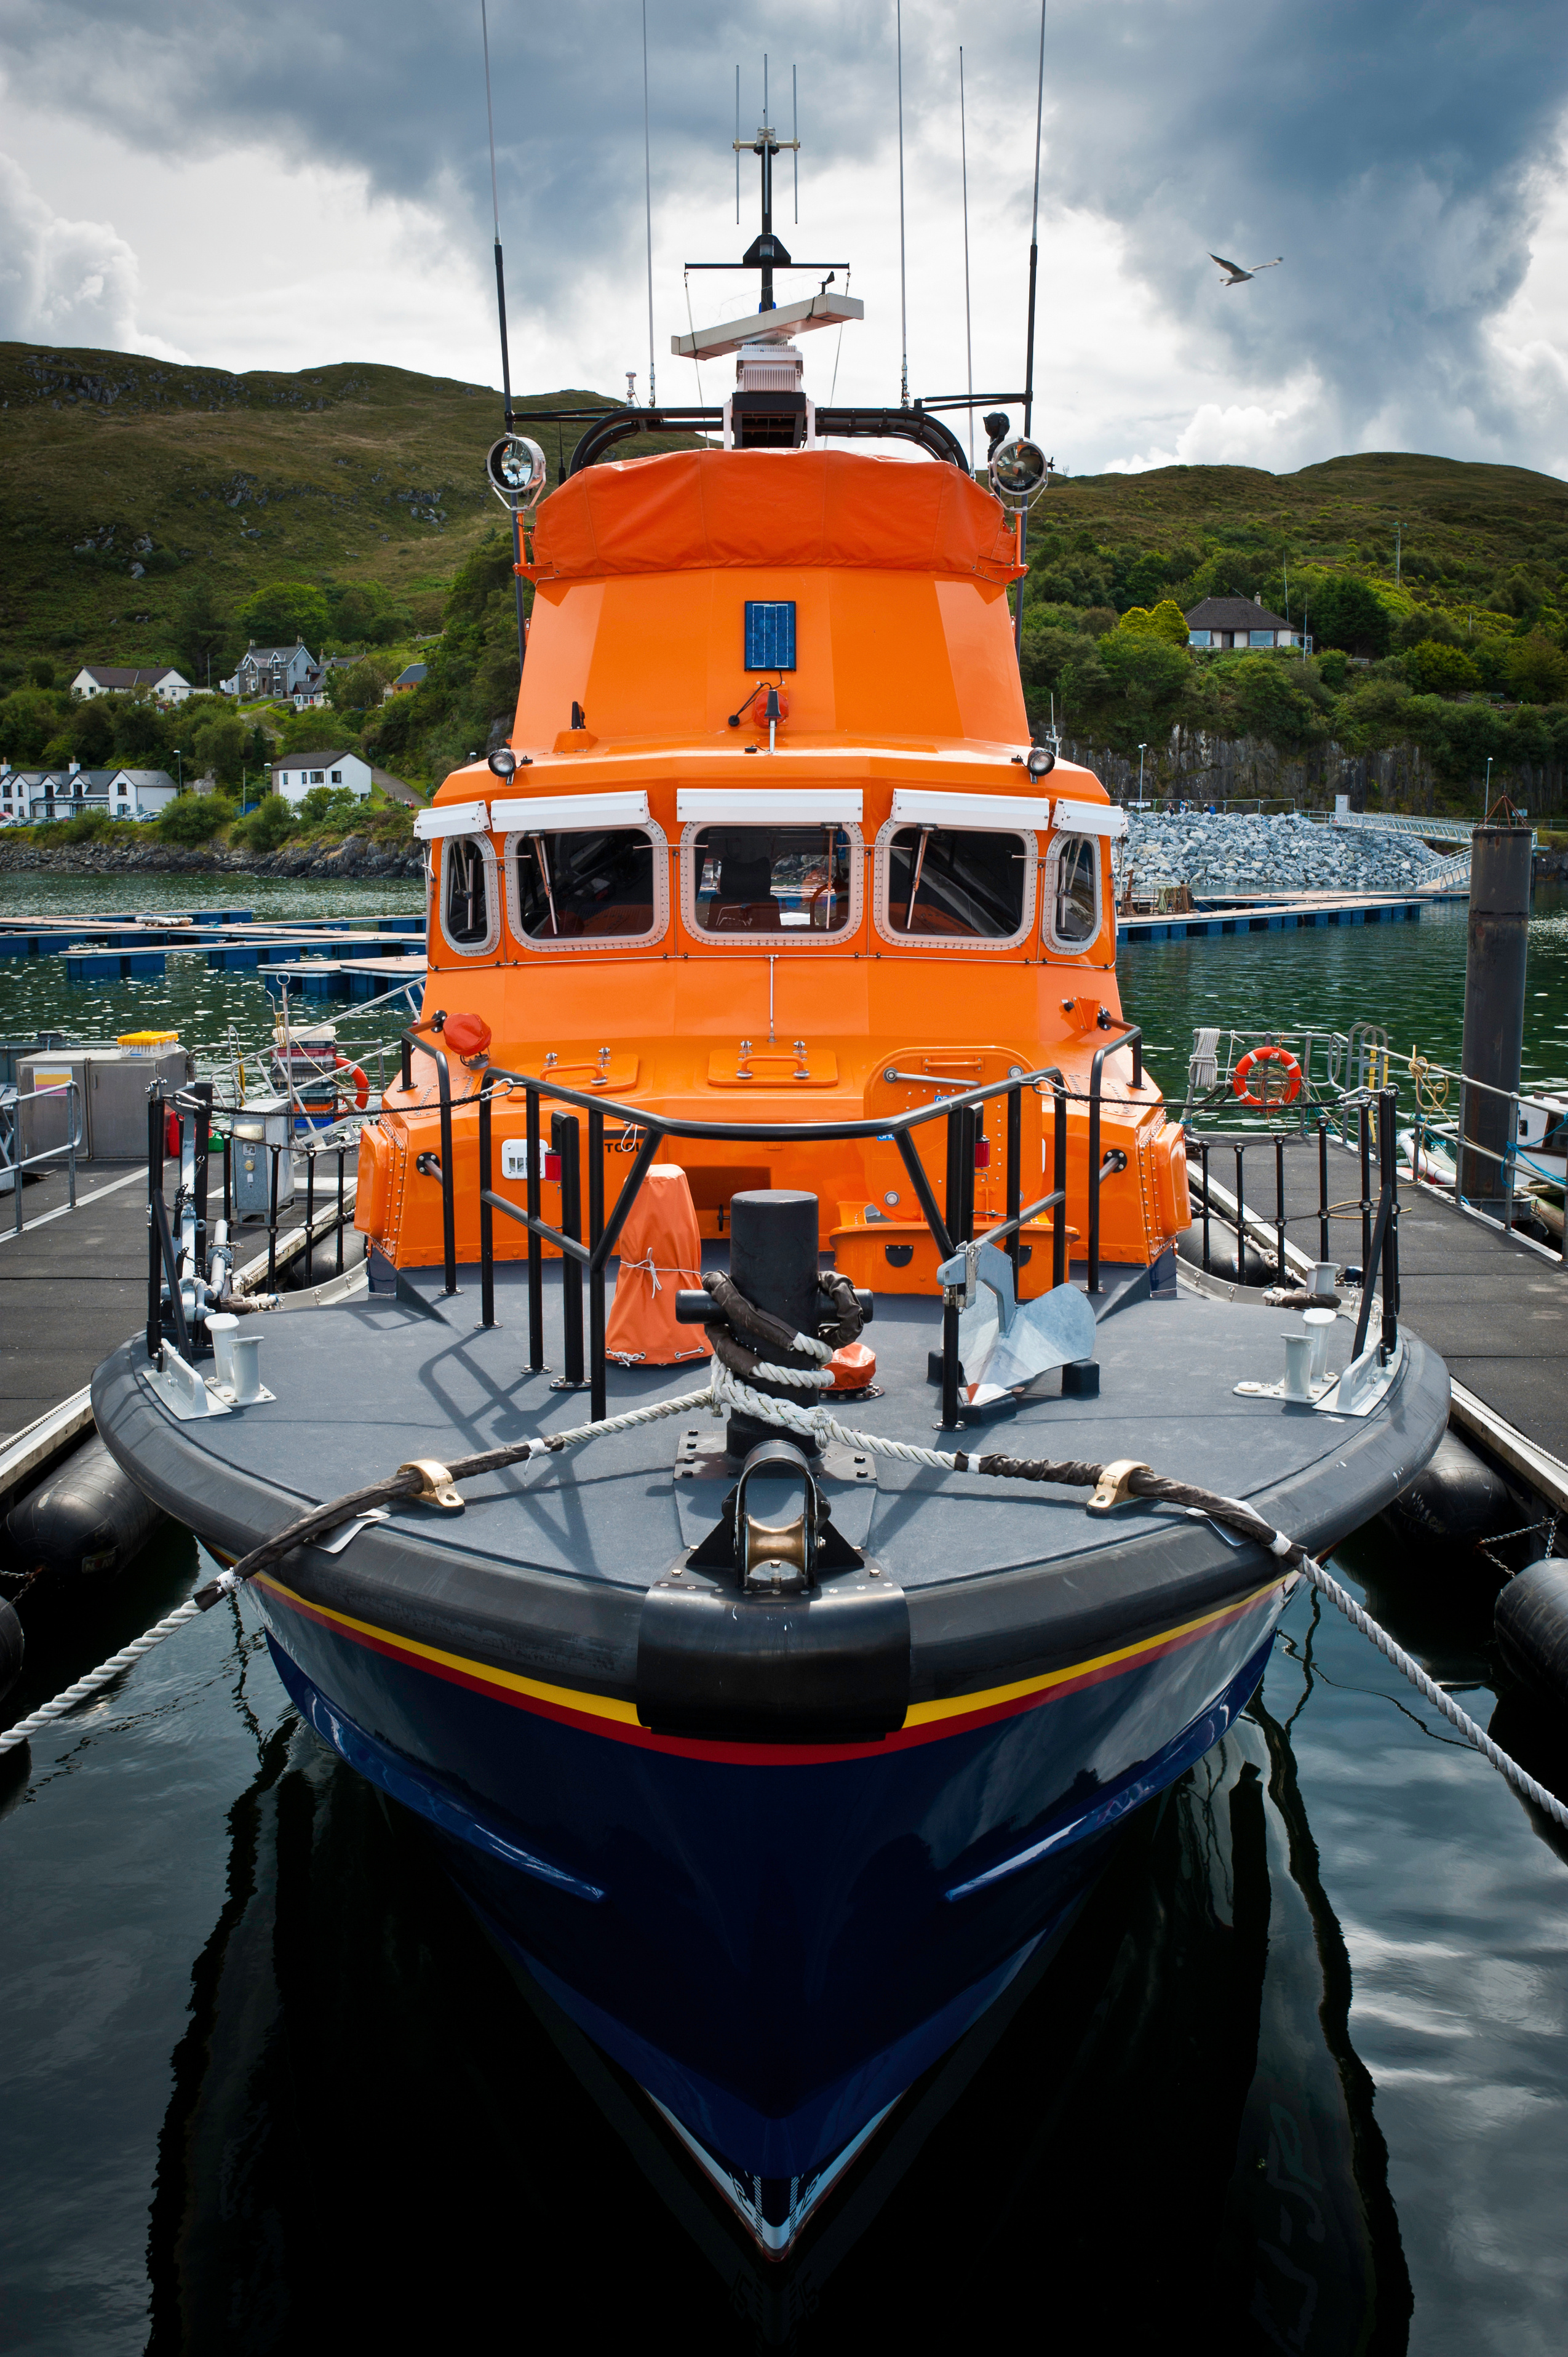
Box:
[642,0,656,409]
[480,0,527,684]
[1024,0,1046,443]
[735,65,741,223]
[793,65,798,223]
[1015,0,1048,664]
[960,46,974,471]
[896,0,909,409]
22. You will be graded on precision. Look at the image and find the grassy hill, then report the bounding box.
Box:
[0,343,694,669]
[1039,451,1568,598]
[2,342,1565,815]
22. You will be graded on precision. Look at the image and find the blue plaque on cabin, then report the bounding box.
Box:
[744,600,796,671]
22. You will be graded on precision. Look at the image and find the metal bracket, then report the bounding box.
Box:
[1087,1458,1148,1516]
[141,1348,232,1422]
[396,1458,464,1510]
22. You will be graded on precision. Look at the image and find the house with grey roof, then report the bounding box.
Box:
[226,639,322,702]
[0,761,177,822]
[70,664,192,703]
[1185,596,1302,651]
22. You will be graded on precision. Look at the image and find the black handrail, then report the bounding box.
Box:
[403,1033,1115,1426]
[1087,1027,1144,1294]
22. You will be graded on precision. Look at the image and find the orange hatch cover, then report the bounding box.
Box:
[603,1165,713,1367]
[525,448,1025,587]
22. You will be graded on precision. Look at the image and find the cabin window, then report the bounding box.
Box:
[439,833,499,957]
[1045,833,1100,952]
[877,825,1032,944]
[506,826,666,949]
[683,823,858,940]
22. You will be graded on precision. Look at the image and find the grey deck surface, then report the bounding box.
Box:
[1204,1133,1568,1464]
[119,1261,1437,1593]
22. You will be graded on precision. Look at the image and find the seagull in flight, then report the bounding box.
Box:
[1210,253,1283,288]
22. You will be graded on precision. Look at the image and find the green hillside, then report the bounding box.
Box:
[2,341,1566,818]
[0,343,691,672]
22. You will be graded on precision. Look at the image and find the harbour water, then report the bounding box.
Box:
[2,877,1567,2351]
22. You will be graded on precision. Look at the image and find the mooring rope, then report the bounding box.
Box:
[0,1597,205,1757]
[7,1294,1567,1839]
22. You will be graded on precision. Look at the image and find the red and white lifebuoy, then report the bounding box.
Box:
[332,1051,370,1111]
[1233,1045,1302,1107]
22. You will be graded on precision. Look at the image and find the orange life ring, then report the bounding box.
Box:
[334,1053,371,1111]
[1233,1045,1302,1107]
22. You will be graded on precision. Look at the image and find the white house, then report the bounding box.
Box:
[270,749,373,804]
[71,664,192,704]
[1184,595,1302,651]
[229,640,322,702]
[0,762,178,821]
[268,751,420,807]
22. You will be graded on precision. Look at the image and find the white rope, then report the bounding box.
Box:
[0,1597,205,1756]
[1303,1560,1568,1833]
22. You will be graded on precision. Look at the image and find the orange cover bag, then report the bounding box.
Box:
[605,1166,712,1365]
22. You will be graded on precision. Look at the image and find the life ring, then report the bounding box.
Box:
[1233,1045,1302,1107]
[335,1054,370,1111]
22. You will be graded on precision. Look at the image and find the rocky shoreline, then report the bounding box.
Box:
[0,833,422,879]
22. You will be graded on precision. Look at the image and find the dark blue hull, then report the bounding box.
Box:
[258,1569,1287,2193]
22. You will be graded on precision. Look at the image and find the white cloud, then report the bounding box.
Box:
[0,149,180,356]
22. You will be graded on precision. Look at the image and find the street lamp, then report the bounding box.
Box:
[1137,743,1147,806]
[1483,755,1493,820]
[172,748,184,793]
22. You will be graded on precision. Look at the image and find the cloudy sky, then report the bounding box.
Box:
[1,0,1566,479]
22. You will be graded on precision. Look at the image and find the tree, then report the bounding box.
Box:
[67,695,117,764]
[1406,640,1482,695]
[327,656,394,714]
[0,688,68,762]
[176,579,233,687]
[186,711,247,788]
[110,696,174,767]
[237,580,332,652]
[328,581,413,647]
[1502,631,1568,706]
[1308,574,1392,660]
[156,792,233,844]
[231,795,296,851]
[1118,600,1189,647]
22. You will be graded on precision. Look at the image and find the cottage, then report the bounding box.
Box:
[228,640,322,702]
[389,662,428,693]
[0,761,177,821]
[268,750,418,807]
[1184,595,1302,651]
[70,664,191,704]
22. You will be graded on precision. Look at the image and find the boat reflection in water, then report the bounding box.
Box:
[146,1609,1411,2351]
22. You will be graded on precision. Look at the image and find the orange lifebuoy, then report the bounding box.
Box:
[1233,1045,1302,1107]
[333,1053,371,1111]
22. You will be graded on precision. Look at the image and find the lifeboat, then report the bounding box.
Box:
[94,232,1449,2260]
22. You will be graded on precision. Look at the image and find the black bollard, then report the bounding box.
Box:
[727,1190,821,1458]
[1458,824,1532,1213]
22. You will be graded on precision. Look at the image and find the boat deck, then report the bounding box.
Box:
[94,1257,1437,1598]
[1203,1133,1568,1468]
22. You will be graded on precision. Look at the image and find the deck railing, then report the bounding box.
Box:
[1,1077,83,1237]
[401,1023,1145,1429]
[144,1085,364,1360]
[1187,1088,1402,1362]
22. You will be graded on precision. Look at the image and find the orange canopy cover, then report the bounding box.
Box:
[527,449,1025,586]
